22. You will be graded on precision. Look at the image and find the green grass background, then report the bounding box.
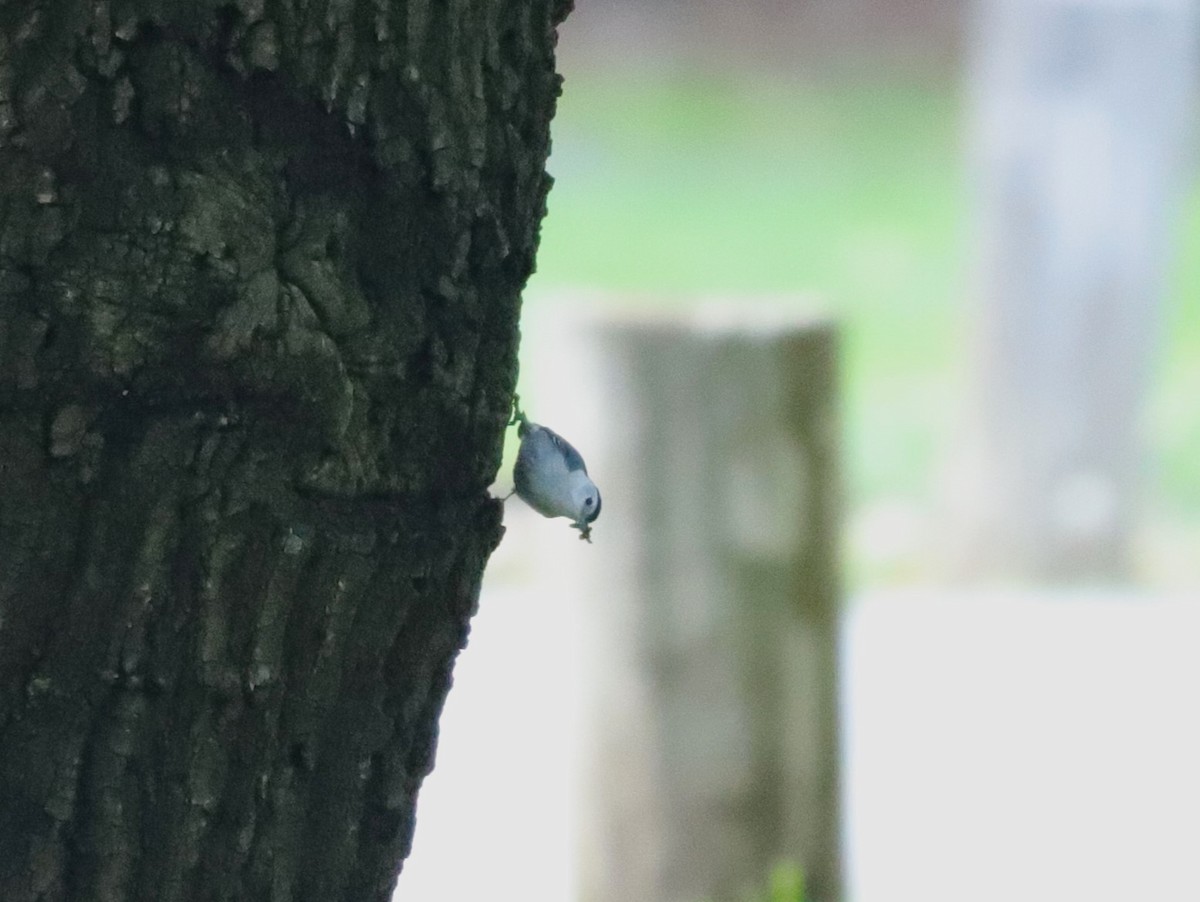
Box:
[524,70,1200,578]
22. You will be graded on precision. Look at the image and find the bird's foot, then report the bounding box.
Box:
[509,393,529,430]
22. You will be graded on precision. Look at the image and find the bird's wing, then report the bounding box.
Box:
[541,426,589,474]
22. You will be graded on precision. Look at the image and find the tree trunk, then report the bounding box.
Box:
[526,304,841,902]
[951,0,1198,580]
[0,1,569,899]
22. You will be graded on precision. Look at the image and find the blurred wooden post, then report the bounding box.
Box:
[952,0,1199,580]
[526,302,841,902]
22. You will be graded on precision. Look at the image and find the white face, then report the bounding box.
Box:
[570,476,602,526]
[579,486,600,522]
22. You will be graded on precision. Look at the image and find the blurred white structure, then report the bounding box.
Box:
[951,0,1200,580]
[525,303,841,902]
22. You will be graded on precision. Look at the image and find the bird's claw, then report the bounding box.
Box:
[509,393,529,429]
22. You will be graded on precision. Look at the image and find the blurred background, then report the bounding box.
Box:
[397,1,1200,900]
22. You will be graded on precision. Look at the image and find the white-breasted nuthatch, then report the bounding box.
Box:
[509,396,601,542]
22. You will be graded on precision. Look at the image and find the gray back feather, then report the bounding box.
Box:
[541,425,588,474]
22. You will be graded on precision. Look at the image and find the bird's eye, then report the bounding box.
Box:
[585,497,594,507]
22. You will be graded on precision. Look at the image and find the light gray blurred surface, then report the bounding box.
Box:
[396,579,1200,902]
[845,588,1200,902]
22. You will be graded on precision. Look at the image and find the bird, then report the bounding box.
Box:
[508,396,601,542]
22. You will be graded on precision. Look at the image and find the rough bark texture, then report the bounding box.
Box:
[0,1,569,899]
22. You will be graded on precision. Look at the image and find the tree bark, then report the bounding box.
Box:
[0,1,569,899]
